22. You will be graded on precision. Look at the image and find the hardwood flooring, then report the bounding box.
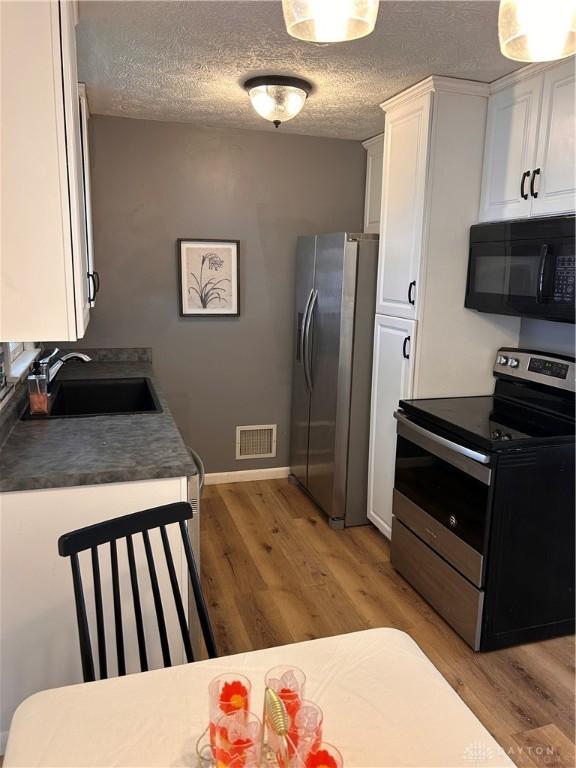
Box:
[201,479,575,767]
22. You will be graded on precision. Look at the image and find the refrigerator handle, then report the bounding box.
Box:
[299,289,314,364]
[304,289,318,391]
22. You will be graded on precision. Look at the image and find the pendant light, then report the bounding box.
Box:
[499,0,576,61]
[282,0,379,43]
[244,76,312,128]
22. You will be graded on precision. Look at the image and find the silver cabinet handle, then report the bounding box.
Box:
[303,289,318,391]
[394,410,490,465]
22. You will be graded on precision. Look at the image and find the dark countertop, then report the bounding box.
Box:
[0,361,196,492]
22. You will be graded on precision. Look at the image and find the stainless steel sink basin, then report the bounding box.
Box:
[21,378,162,420]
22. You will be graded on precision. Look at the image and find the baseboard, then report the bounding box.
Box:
[205,467,290,485]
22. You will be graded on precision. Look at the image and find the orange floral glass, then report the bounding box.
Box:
[290,700,323,761]
[264,666,307,767]
[303,741,344,768]
[209,674,251,752]
[213,710,262,768]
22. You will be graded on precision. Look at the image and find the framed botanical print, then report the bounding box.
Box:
[178,239,240,316]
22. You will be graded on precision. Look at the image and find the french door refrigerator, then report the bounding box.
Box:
[289,232,379,528]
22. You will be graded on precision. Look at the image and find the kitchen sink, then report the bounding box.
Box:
[21,378,162,419]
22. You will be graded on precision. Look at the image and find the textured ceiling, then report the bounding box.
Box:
[77,0,522,140]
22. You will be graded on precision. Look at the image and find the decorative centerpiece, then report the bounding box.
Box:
[196,666,343,767]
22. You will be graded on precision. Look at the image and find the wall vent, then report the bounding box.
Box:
[236,425,277,460]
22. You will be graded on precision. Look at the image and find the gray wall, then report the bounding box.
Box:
[519,319,575,357]
[73,116,365,472]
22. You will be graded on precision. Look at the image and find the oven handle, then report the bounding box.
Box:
[394,411,492,485]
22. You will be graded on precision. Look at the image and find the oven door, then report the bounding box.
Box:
[465,237,575,322]
[392,411,492,587]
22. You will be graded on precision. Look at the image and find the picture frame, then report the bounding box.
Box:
[177,238,240,317]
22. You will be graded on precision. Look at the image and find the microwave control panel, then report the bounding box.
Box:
[552,255,575,302]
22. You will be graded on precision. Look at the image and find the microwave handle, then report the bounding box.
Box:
[536,244,550,304]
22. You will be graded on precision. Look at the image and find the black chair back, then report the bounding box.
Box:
[58,502,217,682]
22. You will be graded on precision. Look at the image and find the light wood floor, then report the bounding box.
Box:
[201,479,575,768]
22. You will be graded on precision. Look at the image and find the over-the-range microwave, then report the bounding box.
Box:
[466,214,575,323]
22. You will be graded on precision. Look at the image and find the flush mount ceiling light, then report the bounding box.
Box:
[244,76,312,128]
[499,0,576,61]
[282,0,379,43]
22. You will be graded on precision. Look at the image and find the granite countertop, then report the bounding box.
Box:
[0,361,196,493]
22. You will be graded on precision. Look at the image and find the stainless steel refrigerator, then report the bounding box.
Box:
[289,232,379,528]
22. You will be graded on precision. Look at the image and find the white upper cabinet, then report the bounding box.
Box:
[479,75,541,222]
[479,57,576,223]
[362,133,384,234]
[367,315,416,538]
[0,0,91,342]
[532,58,576,216]
[376,93,431,319]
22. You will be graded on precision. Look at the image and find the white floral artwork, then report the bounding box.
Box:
[178,239,239,316]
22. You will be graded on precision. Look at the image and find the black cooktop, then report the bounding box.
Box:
[399,394,576,452]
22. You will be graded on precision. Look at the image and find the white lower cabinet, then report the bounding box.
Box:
[367,315,416,537]
[0,476,196,746]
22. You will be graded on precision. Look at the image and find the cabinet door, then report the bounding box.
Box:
[59,0,90,336]
[377,94,431,319]
[363,135,384,234]
[367,315,416,538]
[532,58,576,216]
[79,86,97,306]
[479,76,542,222]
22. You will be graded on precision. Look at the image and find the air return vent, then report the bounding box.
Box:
[236,425,277,460]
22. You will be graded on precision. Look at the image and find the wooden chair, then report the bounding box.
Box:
[58,502,217,682]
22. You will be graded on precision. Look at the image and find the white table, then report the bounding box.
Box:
[4,629,514,767]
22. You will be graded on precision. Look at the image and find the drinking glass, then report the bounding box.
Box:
[301,741,344,768]
[264,665,306,719]
[289,700,323,759]
[264,666,307,767]
[208,673,251,751]
[213,710,262,768]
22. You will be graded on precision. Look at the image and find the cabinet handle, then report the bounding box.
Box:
[530,168,541,198]
[402,336,410,360]
[87,272,96,302]
[520,170,530,200]
[408,280,416,305]
[93,270,100,294]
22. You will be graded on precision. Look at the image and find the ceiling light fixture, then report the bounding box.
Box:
[499,0,576,61]
[244,76,312,128]
[282,0,379,43]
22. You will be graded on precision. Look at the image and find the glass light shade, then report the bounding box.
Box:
[248,84,308,124]
[499,0,576,61]
[282,0,379,43]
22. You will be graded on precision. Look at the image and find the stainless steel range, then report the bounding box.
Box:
[391,348,575,651]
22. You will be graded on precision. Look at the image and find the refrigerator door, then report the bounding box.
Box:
[307,233,357,521]
[289,236,316,487]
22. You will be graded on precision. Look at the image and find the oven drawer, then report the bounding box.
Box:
[392,490,484,586]
[391,518,484,650]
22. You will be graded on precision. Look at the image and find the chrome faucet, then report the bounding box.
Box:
[36,348,92,386]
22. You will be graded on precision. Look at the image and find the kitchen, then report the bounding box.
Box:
[0,1,575,767]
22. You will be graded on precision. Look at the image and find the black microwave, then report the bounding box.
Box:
[466,215,575,323]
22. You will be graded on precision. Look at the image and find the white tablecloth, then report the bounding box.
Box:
[4,629,514,767]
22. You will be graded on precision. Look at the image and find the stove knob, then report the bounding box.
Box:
[496,355,509,366]
[508,358,519,368]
